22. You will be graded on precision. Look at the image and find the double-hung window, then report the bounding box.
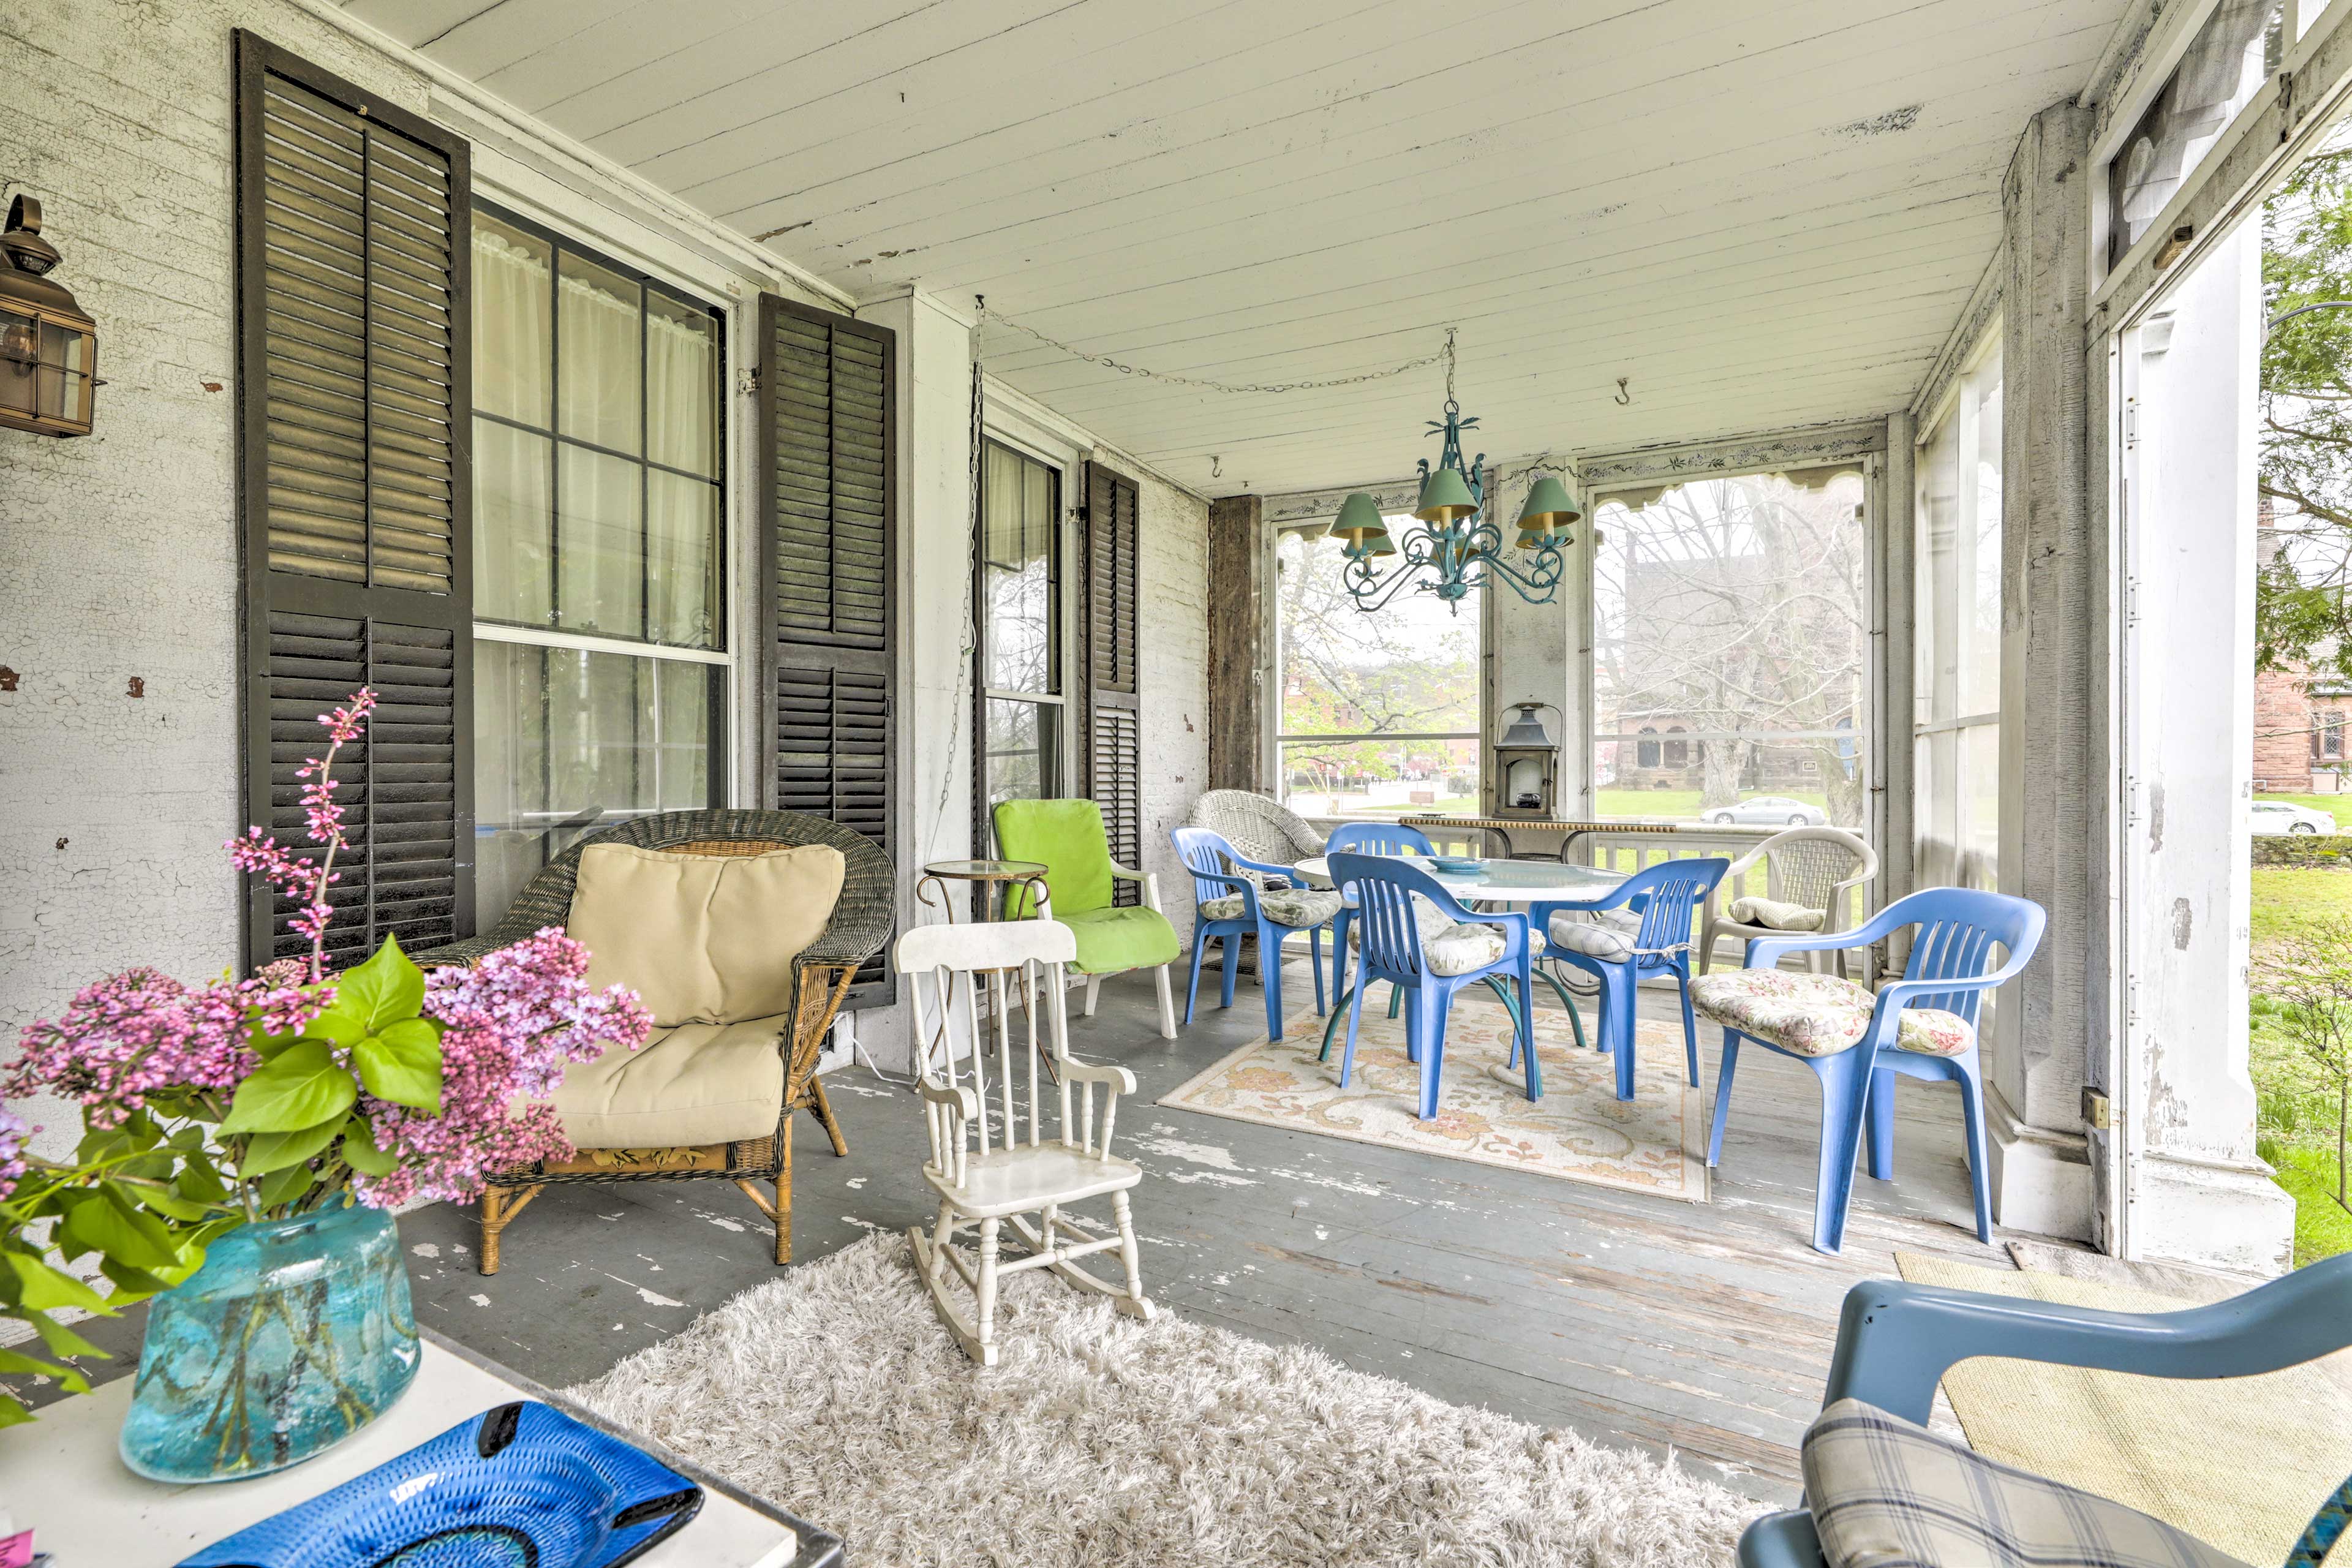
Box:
[1914,338,2003,891]
[976,439,1066,832]
[469,206,729,925]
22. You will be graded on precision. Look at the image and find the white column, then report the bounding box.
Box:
[1484,468,1579,825]
[2116,222,2296,1274]
[1991,102,2100,1240]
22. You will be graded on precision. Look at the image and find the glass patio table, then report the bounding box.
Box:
[1291,855,1627,1098]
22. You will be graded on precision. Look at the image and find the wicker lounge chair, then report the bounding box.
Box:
[415,809,894,1273]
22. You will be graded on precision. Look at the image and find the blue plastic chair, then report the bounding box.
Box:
[1528,857,1728,1104]
[1329,852,1537,1118]
[1322,822,1434,1006]
[1740,1254,2352,1567]
[1170,826,1338,1042]
[1705,886,2046,1256]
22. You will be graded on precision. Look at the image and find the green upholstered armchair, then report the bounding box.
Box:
[992,798,1178,1038]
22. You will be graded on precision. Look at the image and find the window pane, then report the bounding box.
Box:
[472,213,551,427]
[984,698,1060,819]
[646,293,719,476]
[981,442,1058,694]
[1915,344,2002,892]
[473,418,552,625]
[1278,737,1479,816]
[558,250,641,454]
[1273,526,1481,817]
[1593,469,1869,828]
[2108,1,2282,265]
[557,444,644,638]
[648,470,720,647]
[473,641,722,926]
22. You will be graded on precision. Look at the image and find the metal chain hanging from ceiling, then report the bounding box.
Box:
[974,296,1451,396]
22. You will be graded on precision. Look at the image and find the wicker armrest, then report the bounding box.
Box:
[409,934,507,970]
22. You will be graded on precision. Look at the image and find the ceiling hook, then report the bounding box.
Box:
[1210,454,1223,479]
[1613,376,1631,405]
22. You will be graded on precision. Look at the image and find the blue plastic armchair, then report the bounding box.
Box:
[1323,821,1435,1006]
[1328,852,1538,1117]
[1741,1254,2352,1567]
[1696,886,2045,1255]
[1170,826,1341,1042]
[1529,857,1728,1102]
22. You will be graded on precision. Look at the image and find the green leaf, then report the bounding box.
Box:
[0,1395,31,1428]
[299,1007,368,1049]
[334,935,424,1033]
[239,1116,345,1178]
[23,1309,106,1362]
[175,1158,229,1205]
[96,1256,173,1300]
[0,1346,79,1380]
[5,1255,110,1314]
[132,1186,214,1223]
[219,1041,357,1135]
[59,1189,180,1272]
[353,1018,442,1112]
[256,1163,316,1211]
[339,1118,398,1178]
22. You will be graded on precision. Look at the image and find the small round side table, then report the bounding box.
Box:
[915,858,1052,925]
[913,859,1054,1084]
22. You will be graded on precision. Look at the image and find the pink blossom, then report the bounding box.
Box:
[0,1109,30,1204]
[6,968,322,1128]
[225,688,376,983]
[350,929,652,1208]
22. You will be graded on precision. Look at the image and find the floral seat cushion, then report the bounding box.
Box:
[1726,894,1824,932]
[1197,886,1344,928]
[1346,897,1509,976]
[1687,969,1975,1058]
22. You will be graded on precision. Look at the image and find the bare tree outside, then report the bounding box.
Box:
[1592,470,1870,825]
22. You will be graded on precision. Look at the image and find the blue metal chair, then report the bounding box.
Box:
[1170,826,1341,1042]
[1329,852,1537,1118]
[1698,886,2046,1256]
[1528,857,1728,1104]
[1740,1254,2352,1567]
[1322,821,1434,1007]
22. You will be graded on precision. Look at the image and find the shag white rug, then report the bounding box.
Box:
[567,1233,1761,1567]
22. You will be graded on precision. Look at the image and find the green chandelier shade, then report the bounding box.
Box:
[1414,465,1478,524]
[1330,491,1390,549]
[1517,476,1581,541]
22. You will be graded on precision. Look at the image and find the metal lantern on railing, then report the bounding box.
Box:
[1494,700,1561,820]
[0,196,99,439]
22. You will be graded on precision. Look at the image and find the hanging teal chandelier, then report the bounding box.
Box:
[1331,329,1579,613]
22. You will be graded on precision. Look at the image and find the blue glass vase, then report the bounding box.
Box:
[119,1204,420,1483]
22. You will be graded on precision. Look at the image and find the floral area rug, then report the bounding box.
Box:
[1158,984,1710,1202]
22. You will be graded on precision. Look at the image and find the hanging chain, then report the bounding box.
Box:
[976,297,1453,396]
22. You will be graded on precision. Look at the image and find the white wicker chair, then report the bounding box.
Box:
[1699,826,1879,980]
[1188,790,1325,881]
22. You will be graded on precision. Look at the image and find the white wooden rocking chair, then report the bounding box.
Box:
[897,919,1156,1367]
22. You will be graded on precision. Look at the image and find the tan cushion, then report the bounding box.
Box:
[567,843,845,1025]
[1727,894,1825,932]
[553,1013,791,1148]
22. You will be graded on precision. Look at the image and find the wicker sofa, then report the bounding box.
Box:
[415,809,894,1273]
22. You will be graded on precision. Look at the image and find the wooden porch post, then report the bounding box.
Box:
[1208,494,1270,793]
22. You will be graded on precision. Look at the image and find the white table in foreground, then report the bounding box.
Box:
[1,1328,839,1568]
[1294,855,1626,906]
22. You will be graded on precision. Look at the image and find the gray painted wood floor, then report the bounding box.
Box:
[382,957,2033,1508]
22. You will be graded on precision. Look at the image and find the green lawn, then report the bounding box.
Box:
[2255,791,2351,819]
[2250,864,2352,1264]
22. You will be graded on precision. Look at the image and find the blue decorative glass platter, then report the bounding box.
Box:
[176,1400,702,1568]
[1428,856,1482,874]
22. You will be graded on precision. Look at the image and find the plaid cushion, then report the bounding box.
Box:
[1804,1399,2252,1568]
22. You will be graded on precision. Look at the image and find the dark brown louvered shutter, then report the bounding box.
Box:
[1082,462,1143,907]
[235,33,472,974]
[758,295,898,1007]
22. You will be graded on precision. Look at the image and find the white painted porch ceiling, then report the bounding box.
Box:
[349,0,2131,499]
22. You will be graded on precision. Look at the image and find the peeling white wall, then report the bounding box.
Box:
[1136,467,1210,940]
[0,0,455,1158]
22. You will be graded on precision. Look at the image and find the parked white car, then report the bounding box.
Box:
[1704,796,1830,826]
[2250,801,2338,836]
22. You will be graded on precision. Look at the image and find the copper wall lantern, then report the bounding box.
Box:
[0,197,99,438]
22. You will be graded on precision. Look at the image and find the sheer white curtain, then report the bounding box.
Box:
[646,301,719,646]
[1914,344,2003,893]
